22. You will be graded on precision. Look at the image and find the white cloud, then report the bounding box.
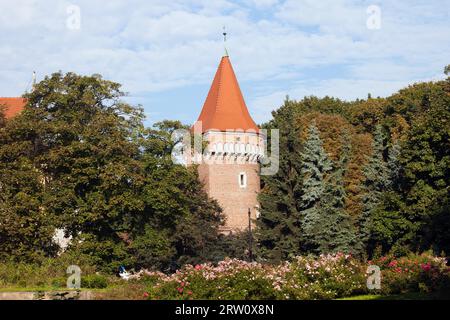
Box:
[275,0,367,35]
[0,0,448,124]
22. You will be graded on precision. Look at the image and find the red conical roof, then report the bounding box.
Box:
[0,97,26,119]
[195,56,259,133]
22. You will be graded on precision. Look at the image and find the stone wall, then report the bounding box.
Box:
[0,290,93,300]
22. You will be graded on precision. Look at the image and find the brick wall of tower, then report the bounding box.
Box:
[198,162,260,232]
[193,131,264,232]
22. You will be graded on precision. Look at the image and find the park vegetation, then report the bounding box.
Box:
[0,66,449,299]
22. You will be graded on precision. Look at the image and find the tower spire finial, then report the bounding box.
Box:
[32,71,36,91]
[222,26,228,57]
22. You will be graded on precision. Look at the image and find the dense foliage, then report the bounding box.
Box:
[0,72,227,271]
[1,65,448,287]
[258,66,450,260]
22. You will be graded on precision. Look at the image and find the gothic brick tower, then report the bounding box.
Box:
[192,53,264,233]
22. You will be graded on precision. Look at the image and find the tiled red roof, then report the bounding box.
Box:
[0,97,26,119]
[195,56,259,133]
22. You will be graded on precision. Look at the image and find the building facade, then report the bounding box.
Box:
[192,54,264,233]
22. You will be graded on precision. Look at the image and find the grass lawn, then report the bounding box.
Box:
[339,292,449,300]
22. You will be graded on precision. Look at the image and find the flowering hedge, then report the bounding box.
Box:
[133,253,366,300]
[129,252,449,300]
[368,251,450,295]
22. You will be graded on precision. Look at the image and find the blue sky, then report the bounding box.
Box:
[0,0,449,127]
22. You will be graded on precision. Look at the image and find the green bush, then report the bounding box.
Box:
[50,277,67,288]
[0,251,99,289]
[81,274,108,289]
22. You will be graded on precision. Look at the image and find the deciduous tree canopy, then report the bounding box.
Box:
[0,72,224,271]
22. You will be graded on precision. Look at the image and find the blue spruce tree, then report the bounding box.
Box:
[300,122,332,252]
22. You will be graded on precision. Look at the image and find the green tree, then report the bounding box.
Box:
[0,156,58,261]
[135,120,224,270]
[299,122,333,252]
[387,141,401,187]
[129,225,175,271]
[0,73,224,271]
[0,72,145,267]
[357,126,413,256]
[257,98,304,262]
[300,122,333,210]
[357,125,389,252]
[398,78,450,254]
[318,138,359,254]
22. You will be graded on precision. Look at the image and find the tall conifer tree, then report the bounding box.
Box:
[257,98,304,261]
[300,122,332,252]
[319,138,359,254]
[387,141,401,187]
[358,125,390,251]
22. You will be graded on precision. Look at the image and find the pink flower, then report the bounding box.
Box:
[421,263,431,272]
[177,287,184,293]
[187,291,193,295]
[195,264,203,270]
[143,292,149,298]
[388,260,398,267]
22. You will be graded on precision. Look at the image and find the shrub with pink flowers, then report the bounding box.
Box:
[282,253,367,299]
[368,251,450,295]
[129,252,449,300]
[139,253,367,300]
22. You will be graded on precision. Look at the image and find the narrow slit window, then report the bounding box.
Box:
[239,172,247,188]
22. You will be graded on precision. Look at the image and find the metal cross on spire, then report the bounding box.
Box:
[222,26,229,57]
